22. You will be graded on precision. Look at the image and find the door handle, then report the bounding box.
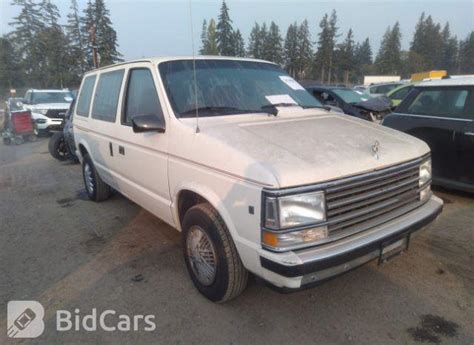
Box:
[109,142,113,156]
[465,132,474,136]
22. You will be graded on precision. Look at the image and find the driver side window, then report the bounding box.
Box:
[123,68,163,125]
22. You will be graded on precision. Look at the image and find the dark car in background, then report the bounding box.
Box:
[383,78,474,193]
[306,85,392,122]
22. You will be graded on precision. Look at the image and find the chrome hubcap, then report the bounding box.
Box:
[186,226,217,286]
[84,163,94,194]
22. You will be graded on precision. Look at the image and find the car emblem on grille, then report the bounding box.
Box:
[372,140,380,159]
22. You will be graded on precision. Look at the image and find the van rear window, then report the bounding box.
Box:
[76,75,97,117]
[91,70,125,122]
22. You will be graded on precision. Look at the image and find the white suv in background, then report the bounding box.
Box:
[73,56,443,302]
[22,89,73,135]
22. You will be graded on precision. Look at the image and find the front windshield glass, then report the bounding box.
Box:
[332,89,369,103]
[31,91,73,104]
[159,59,322,117]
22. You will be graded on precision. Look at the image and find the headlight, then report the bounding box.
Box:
[262,190,327,251]
[419,158,432,187]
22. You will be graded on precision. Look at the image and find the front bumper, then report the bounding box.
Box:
[258,194,443,290]
[32,113,63,131]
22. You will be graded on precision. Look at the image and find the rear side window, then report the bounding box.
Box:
[123,68,163,124]
[76,75,97,116]
[91,69,125,122]
[390,86,413,101]
[407,88,469,118]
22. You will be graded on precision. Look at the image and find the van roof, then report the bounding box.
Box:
[417,77,474,87]
[83,56,277,75]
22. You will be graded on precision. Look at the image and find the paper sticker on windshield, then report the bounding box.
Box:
[279,76,305,90]
[265,94,297,105]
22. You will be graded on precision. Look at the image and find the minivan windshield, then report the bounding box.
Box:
[159,60,322,118]
[31,91,73,104]
[332,88,369,103]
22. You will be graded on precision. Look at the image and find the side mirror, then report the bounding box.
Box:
[132,115,165,133]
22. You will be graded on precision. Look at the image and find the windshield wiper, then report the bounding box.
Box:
[181,106,275,117]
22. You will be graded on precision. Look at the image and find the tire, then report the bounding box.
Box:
[48,132,69,161]
[182,203,248,302]
[27,134,37,142]
[82,154,111,202]
[14,136,24,145]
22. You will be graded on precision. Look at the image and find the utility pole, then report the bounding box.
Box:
[89,24,99,69]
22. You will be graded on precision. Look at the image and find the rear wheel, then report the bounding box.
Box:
[182,203,248,302]
[14,136,24,145]
[82,154,111,202]
[48,132,69,161]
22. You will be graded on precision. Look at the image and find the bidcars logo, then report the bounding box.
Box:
[7,301,45,338]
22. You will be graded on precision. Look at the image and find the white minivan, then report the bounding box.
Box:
[73,57,443,302]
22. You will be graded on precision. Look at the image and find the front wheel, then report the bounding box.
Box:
[82,154,111,202]
[48,132,69,161]
[182,203,248,302]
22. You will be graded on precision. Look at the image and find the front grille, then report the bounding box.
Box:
[324,158,424,239]
[45,109,67,119]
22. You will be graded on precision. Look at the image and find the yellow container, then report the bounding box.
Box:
[411,70,447,82]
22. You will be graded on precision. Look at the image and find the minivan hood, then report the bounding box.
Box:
[27,103,70,110]
[175,113,429,188]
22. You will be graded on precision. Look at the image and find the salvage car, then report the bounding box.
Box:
[73,57,443,302]
[21,89,74,135]
[49,98,78,161]
[365,82,405,97]
[387,82,416,108]
[383,77,474,193]
[306,85,392,122]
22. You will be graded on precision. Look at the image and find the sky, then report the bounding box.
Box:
[0,0,473,60]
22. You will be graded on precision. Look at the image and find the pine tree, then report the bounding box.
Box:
[66,0,85,79]
[9,0,45,86]
[216,0,235,56]
[296,19,312,79]
[247,23,263,59]
[336,28,355,84]
[375,22,402,75]
[458,31,474,74]
[354,38,373,83]
[284,23,298,77]
[94,0,122,66]
[0,36,21,88]
[81,0,96,69]
[441,23,458,73]
[314,10,338,83]
[233,29,246,57]
[199,19,208,55]
[261,22,283,64]
[409,13,443,72]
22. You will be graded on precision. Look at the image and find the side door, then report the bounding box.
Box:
[112,64,173,225]
[456,87,474,187]
[396,87,469,182]
[89,68,126,187]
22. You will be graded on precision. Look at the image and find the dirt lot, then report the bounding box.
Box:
[0,138,473,344]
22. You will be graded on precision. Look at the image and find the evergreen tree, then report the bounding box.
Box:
[354,38,373,83]
[206,19,219,55]
[81,0,96,68]
[314,10,338,83]
[0,36,21,88]
[247,23,263,59]
[66,0,85,80]
[375,22,402,75]
[440,23,458,73]
[94,0,122,66]
[336,28,355,84]
[216,0,235,56]
[295,19,312,79]
[39,0,60,27]
[261,22,283,64]
[199,19,208,55]
[233,29,246,57]
[9,0,45,86]
[409,13,443,72]
[283,22,298,77]
[458,31,474,74]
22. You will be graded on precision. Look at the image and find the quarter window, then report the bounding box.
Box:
[76,75,97,117]
[123,69,163,124]
[91,70,125,122]
[407,88,469,118]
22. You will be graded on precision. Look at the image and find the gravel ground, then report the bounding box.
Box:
[0,138,473,344]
